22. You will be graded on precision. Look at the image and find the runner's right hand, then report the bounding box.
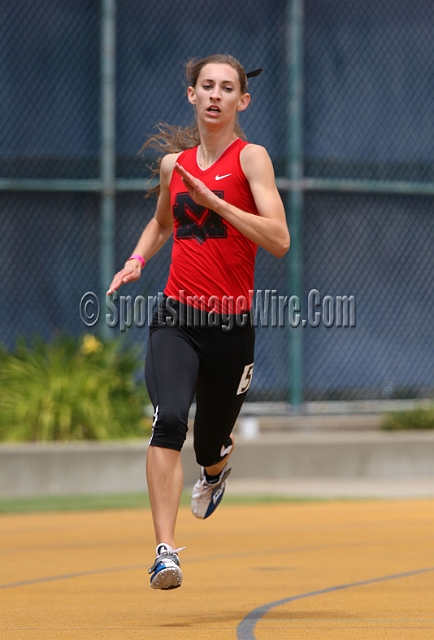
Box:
[107,260,142,295]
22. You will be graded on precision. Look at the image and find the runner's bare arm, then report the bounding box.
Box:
[107,154,177,295]
[174,145,289,258]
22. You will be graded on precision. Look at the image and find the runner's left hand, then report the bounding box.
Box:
[174,163,221,211]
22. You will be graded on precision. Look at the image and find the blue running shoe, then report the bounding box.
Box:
[191,465,231,519]
[148,543,183,590]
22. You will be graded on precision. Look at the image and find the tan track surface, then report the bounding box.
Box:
[1,499,434,639]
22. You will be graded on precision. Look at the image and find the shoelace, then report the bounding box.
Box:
[164,546,186,555]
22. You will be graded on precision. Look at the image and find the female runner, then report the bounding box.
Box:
[107,53,289,590]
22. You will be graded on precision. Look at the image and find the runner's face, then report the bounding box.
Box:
[188,63,250,126]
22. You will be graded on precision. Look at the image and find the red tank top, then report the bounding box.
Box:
[164,138,259,313]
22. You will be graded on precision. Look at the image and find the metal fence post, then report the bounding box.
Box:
[287,0,304,408]
[100,0,116,339]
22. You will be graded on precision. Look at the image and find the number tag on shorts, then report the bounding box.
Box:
[237,363,254,395]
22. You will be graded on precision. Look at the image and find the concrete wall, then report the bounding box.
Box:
[1,431,434,498]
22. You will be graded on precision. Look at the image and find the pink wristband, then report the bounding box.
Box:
[127,254,146,269]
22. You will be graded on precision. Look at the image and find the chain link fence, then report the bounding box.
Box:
[1,0,433,402]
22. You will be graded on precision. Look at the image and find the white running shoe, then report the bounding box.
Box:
[148,543,184,590]
[191,465,231,519]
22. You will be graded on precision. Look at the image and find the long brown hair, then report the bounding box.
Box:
[141,54,249,196]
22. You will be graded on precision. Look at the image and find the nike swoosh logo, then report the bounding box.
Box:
[220,443,233,458]
[215,174,232,181]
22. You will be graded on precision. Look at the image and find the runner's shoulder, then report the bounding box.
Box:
[240,143,274,177]
[160,152,183,187]
[161,152,183,174]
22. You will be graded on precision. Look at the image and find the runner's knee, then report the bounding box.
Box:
[150,406,188,451]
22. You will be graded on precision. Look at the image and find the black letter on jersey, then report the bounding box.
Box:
[173,192,227,244]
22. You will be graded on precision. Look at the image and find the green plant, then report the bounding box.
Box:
[381,405,434,431]
[0,334,151,441]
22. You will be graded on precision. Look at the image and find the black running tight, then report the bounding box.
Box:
[145,298,255,467]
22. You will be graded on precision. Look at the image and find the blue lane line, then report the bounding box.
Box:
[237,566,434,640]
[0,564,148,590]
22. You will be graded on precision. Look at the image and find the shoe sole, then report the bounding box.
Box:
[150,566,183,590]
